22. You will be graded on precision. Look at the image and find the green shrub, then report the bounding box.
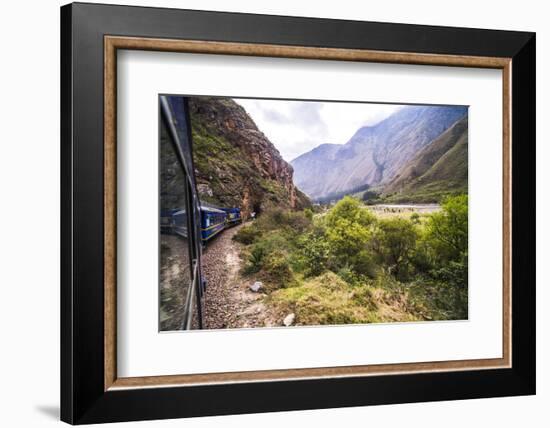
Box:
[243,245,267,274]
[254,208,312,234]
[233,225,262,245]
[298,231,330,277]
[268,209,286,226]
[410,233,434,274]
[348,249,377,278]
[324,196,376,272]
[285,211,312,233]
[373,217,418,280]
[421,194,469,319]
[263,249,295,288]
[242,232,296,285]
[336,264,361,286]
[426,194,468,263]
[408,279,468,320]
[325,196,376,230]
[431,252,468,290]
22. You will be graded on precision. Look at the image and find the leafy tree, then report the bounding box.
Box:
[374,217,418,280]
[299,231,330,277]
[325,196,376,228]
[426,194,468,262]
[410,229,434,274]
[425,194,468,292]
[324,197,376,273]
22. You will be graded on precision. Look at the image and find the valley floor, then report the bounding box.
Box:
[367,203,440,219]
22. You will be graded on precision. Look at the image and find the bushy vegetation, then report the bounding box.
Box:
[234,195,468,324]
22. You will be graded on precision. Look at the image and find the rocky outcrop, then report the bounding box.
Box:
[189,97,309,218]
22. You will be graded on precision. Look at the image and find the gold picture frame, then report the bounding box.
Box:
[103,36,512,391]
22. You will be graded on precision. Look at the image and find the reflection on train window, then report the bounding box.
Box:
[159,118,192,331]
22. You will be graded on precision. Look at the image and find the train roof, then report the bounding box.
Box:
[200,204,226,214]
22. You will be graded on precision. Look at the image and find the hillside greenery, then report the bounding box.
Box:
[233,195,468,324]
[381,116,468,203]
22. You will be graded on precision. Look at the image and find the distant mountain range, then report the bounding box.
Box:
[291,105,468,202]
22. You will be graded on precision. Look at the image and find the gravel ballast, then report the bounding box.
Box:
[201,224,280,329]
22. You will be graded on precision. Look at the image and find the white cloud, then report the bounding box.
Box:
[235,98,402,162]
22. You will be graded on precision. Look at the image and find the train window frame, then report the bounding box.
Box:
[61,3,535,424]
[158,104,198,331]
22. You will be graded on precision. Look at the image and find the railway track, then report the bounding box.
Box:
[202,224,279,329]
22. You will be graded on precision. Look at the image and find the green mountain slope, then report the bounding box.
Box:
[383,116,468,203]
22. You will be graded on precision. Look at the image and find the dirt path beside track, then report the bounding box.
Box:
[202,224,280,329]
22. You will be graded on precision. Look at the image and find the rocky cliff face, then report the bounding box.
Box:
[291,105,468,200]
[189,97,309,218]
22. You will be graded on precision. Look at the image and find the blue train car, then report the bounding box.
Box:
[200,205,227,242]
[221,207,242,226]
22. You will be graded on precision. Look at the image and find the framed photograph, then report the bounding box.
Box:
[61,2,535,424]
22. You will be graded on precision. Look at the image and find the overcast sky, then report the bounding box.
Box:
[235,98,403,162]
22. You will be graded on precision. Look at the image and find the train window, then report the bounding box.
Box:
[159,117,193,331]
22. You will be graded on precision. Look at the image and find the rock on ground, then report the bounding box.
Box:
[283,313,295,327]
